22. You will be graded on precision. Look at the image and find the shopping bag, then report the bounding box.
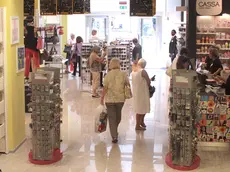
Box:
[166,57,172,68]
[95,105,108,133]
[70,62,74,72]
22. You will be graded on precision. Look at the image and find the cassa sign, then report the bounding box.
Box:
[196,0,222,16]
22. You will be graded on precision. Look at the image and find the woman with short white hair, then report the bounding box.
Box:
[132,58,151,130]
[101,58,130,143]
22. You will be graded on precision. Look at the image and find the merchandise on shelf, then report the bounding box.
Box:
[198,93,230,142]
[196,16,230,61]
[28,68,62,164]
[168,70,198,167]
[107,45,131,74]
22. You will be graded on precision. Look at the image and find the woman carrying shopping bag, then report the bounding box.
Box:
[100,58,130,143]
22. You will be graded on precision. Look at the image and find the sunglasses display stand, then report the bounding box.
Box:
[28,68,63,165]
[166,70,200,170]
[81,43,102,93]
[107,45,131,74]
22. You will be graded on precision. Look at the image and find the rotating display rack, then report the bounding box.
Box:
[166,70,200,170]
[28,69,62,165]
[107,45,131,74]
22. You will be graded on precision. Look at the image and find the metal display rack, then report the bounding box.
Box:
[107,45,131,74]
[166,70,200,170]
[28,68,63,165]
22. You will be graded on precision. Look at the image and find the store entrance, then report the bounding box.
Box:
[141,17,164,69]
[85,16,109,42]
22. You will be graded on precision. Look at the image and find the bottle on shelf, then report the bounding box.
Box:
[202,37,205,44]
[206,36,209,44]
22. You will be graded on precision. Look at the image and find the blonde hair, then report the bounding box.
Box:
[109,58,120,70]
[138,58,147,69]
[92,46,100,53]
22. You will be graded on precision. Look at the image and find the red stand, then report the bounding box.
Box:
[165,153,200,171]
[29,149,63,165]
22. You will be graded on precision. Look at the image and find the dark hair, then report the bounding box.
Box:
[76,36,83,43]
[176,55,189,69]
[172,29,177,34]
[180,47,189,56]
[133,38,138,44]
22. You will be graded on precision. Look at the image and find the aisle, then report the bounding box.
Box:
[0,69,230,172]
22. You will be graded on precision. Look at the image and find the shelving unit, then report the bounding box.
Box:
[196,16,230,61]
[0,8,6,153]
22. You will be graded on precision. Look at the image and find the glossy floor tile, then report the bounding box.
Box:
[0,69,230,172]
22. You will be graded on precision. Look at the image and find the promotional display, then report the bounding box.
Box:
[198,93,230,142]
[28,68,63,164]
[57,0,73,15]
[24,0,34,16]
[40,0,57,15]
[130,0,156,16]
[166,70,200,170]
[196,0,222,16]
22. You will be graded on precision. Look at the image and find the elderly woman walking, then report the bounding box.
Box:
[101,58,130,143]
[132,59,151,130]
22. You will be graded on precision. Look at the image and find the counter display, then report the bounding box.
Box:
[198,92,230,142]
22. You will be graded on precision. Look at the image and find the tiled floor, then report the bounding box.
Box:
[0,69,230,172]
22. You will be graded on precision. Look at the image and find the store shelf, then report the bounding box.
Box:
[220,48,230,51]
[0,100,5,115]
[0,52,3,67]
[196,52,209,55]
[0,123,5,139]
[216,39,230,41]
[220,57,230,60]
[197,32,216,35]
[216,27,230,29]
[196,43,215,45]
[179,32,186,34]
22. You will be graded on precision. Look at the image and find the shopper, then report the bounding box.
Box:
[169,29,178,62]
[132,59,150,130]
[132,38,142,64]
[65,33,75,73]
[214,59,230,95]
[89,29,99,42]
[71,36,83,77]
[100,58,130,143]
[208,47,223,76]
[89,46,105,98]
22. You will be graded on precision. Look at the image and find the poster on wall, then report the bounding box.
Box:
[196,0,222,16]
[73,0,84,14]
[11,16,20,45]
[57,0,73,14]
[130,0,156,16]
[40,0,57,15]
[16,46,25,73]
[24,0,35,16]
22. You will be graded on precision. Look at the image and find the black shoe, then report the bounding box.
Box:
[112,138,118,143]
[72,73,76,76]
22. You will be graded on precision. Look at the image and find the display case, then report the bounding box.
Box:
[196,15,230,63]
[107,45,131,74]
[167,70,199,168]
[28,68,62,164]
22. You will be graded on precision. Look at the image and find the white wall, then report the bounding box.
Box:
[67,15,86,42]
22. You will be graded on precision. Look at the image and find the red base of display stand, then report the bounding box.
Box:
[29,149,63,165]
[165,152,200,171]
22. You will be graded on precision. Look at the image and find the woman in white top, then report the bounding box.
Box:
[132,59,150,130]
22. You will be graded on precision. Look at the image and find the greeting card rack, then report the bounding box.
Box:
[28,68,63,165]
[107,45,131,74]
[166,70,200,170]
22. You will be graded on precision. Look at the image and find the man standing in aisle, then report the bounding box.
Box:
[132,38,142,64]
[169,29,178,62]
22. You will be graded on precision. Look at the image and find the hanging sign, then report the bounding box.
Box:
[40,0,57,15]
[57,0,73,15]
[73,0,84,14]
[130,0,156,16]
[196,0,222,16]
[24,0,35,16]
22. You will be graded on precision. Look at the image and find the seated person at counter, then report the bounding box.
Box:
[214,59,230,95]
[208,47,223,76]
[204,46,216,71]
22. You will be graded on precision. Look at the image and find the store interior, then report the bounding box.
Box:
[1,0,230,171]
